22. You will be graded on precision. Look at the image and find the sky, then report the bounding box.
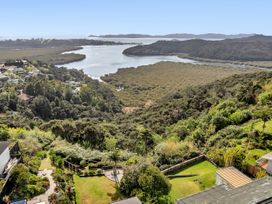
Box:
[0,0,271,38]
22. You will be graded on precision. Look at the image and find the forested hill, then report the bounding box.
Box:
[0,60,122,128]
[119,71,272,134]
[0,38,123,48]
[123,35,272,61]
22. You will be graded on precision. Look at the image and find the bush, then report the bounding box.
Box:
[35,151,47,159]
[229,110,252,125]
[95,169,103,175]
[258,91,272,105]
[89,169,95,176]
[119,161,171,203]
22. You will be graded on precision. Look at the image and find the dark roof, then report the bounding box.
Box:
[0,141,9,155]
[10,199,27,204]
[177,185,228,204]
[112,197,142,204]
[177,177,272,204]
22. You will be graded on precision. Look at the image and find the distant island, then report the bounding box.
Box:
[90,33,255,39]
[123,35,272,61]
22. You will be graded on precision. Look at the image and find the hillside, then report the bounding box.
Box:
[2,59,272,202]
[123,35,272,61]
[0,60,122,128]
[102,62,257,107]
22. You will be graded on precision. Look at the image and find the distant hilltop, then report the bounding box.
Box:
[90,33,256,39]
[123,34,272,61]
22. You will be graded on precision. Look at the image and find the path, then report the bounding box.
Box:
[104,168,123,182]
[28,169,56,204]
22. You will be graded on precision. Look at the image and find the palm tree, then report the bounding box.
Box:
[110,149,120,184]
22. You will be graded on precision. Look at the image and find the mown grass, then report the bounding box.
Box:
[102,62,257,107]
[73,175,116,204]
[168,160,217,201]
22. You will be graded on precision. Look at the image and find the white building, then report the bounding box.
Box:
[257,152,272,174]
[0,142,11,176]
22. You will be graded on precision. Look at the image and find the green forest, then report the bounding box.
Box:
[1,60,272,203]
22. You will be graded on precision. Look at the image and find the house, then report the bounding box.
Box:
[10,199,27,204]
[112,197,142,204]
[216,166,252,189]
[0,142,10,176]
[257,152,272,174]
[177,176,272,204]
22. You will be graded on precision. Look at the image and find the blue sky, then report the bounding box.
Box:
[0,0,271,38]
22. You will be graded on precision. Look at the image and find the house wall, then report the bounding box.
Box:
[0,148,11,175]
[266,161,272,174]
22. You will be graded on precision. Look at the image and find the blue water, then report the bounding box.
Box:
[60,38,196,78]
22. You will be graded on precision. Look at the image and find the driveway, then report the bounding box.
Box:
[28,169,56,204]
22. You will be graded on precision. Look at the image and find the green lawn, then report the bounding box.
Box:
[73,175,116,204]
[169,160,217,200]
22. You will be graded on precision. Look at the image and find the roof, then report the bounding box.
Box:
[0,141,10,155]
[177,176,272,204]
[216,166,252,188]
[259,152,272,161]
[177,185,228,204]
[112,197,142,204]
[10,199,27,204]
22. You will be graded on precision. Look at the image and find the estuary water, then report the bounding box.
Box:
[60,38,196,79]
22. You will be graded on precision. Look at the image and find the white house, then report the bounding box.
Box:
[257,152,272,174]
[0,141,11,176]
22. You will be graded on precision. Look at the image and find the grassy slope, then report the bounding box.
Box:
[102,62,257,107]
[73,175,116,204]
[169,160,217,200]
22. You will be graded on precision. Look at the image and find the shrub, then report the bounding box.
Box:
[258,91,272,105]
[119,161,171,203]
[229,110,252,125]
[95,169,103,175]
[88,169,95,176]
